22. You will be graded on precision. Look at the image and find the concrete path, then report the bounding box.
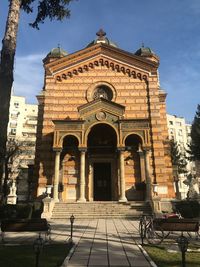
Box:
[1,219,152,267]
[67,219,151,267]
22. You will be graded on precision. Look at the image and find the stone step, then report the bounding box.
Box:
[51,201,152,219]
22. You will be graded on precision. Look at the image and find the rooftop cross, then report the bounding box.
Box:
[96,29,106,40]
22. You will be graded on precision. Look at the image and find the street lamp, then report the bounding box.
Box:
[33,234,44,267]
[70,214,75,243]
[177,235,189,267]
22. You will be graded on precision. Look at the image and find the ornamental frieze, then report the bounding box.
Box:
[54,57,149,83]
[53,120,84,131]
[120,119,149,129]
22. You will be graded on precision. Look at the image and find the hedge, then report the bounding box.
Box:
[0,202,43,220]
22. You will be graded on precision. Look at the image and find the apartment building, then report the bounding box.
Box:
[167,114,194,199]
[7,95,38,203]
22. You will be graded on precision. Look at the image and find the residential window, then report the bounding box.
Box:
[11,112,18,119]
[14,102,19,108]
[178,129,183,136]
[169,121,173,125]
[10,128,16,135]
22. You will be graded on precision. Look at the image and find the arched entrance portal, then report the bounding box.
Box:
[87,123,117,201]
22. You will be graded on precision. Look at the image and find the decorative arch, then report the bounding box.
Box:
[59,133,80,148]
[123,133,144,147]
[86,81,117,102]
[84,121,119,146]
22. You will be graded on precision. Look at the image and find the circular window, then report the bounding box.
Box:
[93,85,113,101]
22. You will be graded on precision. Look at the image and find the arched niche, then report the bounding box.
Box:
[61,135,79,160]
[60,135,80,200]
[124,134,144,200]
[124,134,143,150]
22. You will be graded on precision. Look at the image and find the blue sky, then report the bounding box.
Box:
[1,0,200,122]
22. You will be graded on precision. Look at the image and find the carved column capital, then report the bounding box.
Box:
[143,146,151,154]
[53,147,62,153]
[117,147,125,152]
[79,147,87,153]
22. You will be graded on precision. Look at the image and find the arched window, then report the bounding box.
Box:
[93,85,113,101]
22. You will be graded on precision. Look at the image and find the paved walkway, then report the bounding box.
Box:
[67,219,151,267]
[1,219,152,267]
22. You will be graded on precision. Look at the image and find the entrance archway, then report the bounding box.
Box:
[87,123,117,201]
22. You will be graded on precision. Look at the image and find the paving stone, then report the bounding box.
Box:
[68,258,88,265]
[3,219,153,267]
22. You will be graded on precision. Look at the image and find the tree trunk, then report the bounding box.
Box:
[0,0,21,198]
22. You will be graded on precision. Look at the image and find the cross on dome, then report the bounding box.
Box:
[96,29,106,40]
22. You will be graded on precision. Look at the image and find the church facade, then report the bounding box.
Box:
[34,30,175,203]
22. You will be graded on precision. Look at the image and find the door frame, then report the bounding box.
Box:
[88,157,117,201]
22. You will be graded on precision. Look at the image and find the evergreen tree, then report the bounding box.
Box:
[170,139,187,174]
[0,0,75,195]
[188,104,200,161]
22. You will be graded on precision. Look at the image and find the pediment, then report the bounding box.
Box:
[78,98,125,119]
[44,43,159,82]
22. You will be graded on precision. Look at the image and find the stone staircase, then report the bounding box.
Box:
[51,201,152,220]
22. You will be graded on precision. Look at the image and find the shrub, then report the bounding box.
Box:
[135,181,146,191]
[16,204,32,219]
[0,204,32,219]
[174,200,200,218]
[32,201,43,218]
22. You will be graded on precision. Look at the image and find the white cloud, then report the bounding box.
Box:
[12,54,45,104]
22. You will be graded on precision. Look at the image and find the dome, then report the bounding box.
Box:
[87,29,118,48]
[46,47,68,58]
[135,46,155,57]
[134,44,159,63]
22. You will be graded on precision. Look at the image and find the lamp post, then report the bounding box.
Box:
[33,234,44,267]
[177,235,189,267]
[139,216,145,245]
[70,214,75,243]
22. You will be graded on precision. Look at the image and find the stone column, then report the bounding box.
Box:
[144,148,152,201]
[53,148,61,202]
[138,147,146,182]
[118,148,127,202]
[78,148,86,202]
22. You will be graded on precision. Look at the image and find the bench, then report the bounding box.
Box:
[0,218,51,242]
[153,218,199,233]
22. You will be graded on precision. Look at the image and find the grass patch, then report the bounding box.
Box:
[144,244,200,267]
[0,243,72,267]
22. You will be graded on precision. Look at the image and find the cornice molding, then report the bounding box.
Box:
[45,43,159,70]
[44,44,159,82]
